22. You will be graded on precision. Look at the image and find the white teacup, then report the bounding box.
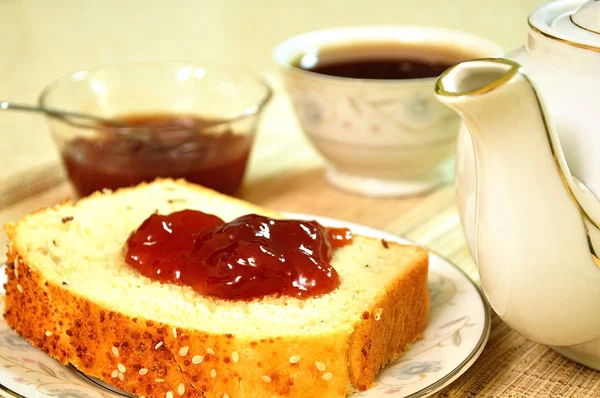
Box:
[273,26,502,197]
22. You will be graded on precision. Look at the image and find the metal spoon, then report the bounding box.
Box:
[0,100,216,151]
[0,100,127,127]
[0,100,174,148]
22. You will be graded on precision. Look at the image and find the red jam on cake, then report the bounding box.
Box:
[124,210,353,300]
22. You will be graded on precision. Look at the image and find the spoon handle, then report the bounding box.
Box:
[0,101,126,127]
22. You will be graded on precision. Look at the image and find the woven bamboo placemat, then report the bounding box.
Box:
[0,165,598,397]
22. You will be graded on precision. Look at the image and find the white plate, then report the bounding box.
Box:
[0,213,489,398]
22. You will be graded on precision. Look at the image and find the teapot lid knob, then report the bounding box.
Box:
[571,1,600,34]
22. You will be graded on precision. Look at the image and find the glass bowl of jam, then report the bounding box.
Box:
[39,62,272,197]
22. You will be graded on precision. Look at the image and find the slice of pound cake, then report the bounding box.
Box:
[3,179,429,398]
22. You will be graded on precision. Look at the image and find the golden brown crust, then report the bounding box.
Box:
[3,247,428,398]
[4,249,429,398]
[2,179,430,398]
[347,255,429,391]
[4,255,199,398]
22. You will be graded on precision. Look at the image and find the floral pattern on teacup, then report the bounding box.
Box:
[286,78,460,147]
[290,89,337,132]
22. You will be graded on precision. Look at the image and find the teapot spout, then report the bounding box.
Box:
[436,58,600,240]
[435,58,576,193]
[435,58,520,106]
[435,58,559,153]
[435,58,600,346]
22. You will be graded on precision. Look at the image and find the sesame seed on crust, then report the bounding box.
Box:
[192,355,203,364]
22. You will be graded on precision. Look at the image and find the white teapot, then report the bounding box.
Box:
[435,0,600,369]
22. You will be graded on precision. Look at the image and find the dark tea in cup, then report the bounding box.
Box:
[292,42,481,80]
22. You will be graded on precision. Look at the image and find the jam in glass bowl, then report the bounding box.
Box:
[39,62,272,197]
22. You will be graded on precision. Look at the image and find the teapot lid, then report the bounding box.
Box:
[530,0,600,50]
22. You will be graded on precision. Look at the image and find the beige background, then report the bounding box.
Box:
[0,0,546,182]
[2,2,600,396]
